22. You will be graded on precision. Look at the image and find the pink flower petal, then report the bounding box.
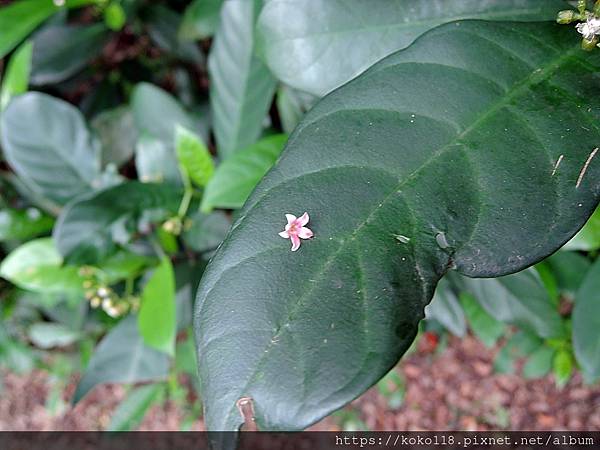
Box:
[298,227,313,239]
[298,212,310,226]
[278,230,290,238]
[290,235,301,251]
[285,214,297,225]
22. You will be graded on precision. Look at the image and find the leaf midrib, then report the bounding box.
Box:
[215,43,580,429]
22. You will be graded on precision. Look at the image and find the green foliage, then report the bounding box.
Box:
[201,134,287,212]
[256,0,568,96]
[0,0,599,433]
[138,257,176,355]
[194,21,600,430]
[209,0,276,157]
[73,316,170,403]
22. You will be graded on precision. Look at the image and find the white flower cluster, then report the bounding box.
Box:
[576,16,600,44]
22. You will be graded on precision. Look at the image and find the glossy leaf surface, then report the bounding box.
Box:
[194,22,600,430]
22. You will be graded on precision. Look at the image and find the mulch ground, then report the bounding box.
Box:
[1,335,599,431]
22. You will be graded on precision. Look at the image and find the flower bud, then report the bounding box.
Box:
[557,10,576,24]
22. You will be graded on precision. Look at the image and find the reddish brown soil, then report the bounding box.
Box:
[1,335,599,431]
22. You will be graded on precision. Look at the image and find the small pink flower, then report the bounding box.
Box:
[278,212,313,251]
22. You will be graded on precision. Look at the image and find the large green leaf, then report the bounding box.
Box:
[209,0,277,158]
[256,0,568,96]
[201,134,287,212]
[53,182,181,264]
[194,22,600,431]
[30,23,109,86]
[573,258,600,382]
[458,269,562,339]
[138,257,176,356]
[73,316,170,403]
[0,92,101,205]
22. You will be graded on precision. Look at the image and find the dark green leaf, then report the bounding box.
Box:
[1,92,101,205]
[0,207,54,241]
[73,316,170,403]
[179,0,223,41]
[564,206,600,251]
[573,258,600,381]
[201,134,287,212]
[54,182,181,264]
[91,106,138,168]
[256,0,569,96]
[458,269,562,338]
[175,125,214,187]
[107,383,163,431]
[183,211,230,253]
[424,279,465,337]
[0,40,33,112]
[209,0,276,158]
[194,22,600,430]
[30,23,109,86]
[138,257,176,356]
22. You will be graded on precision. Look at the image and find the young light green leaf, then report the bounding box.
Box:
[138,257,176,356]
[179,0,223,41]
[209,0,276,157]
[194,22,600,431]
[201,134,287,212]
[573,258,600,382]
[107,383,164,431]
[0,92,101,205]
[0,238,84,296]
[30,23,109,86]
[553,349,573,388]
[104,2,126,31]
[256,0,569,96]
[54,182,181,264]
[175,126,214,187]
[0,0,58,59]
[73,316,170,403]
[0,40,33,112]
